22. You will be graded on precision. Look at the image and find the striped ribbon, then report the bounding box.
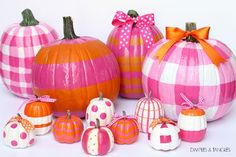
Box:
[7,115,34,133]
[180,93,208,109]
[149,117,176,130]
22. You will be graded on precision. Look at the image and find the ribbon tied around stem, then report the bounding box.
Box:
[180,93,207,110]
[7,114,34,133]
[112,11,155,49]
[153,27,225,66]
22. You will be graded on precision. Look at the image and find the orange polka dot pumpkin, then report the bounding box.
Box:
[53,110,84,144]
[24,95,56,135]
[32,16,120,118]
[108,111,139,144]
[86,93,115,127]
[3,114,35,149]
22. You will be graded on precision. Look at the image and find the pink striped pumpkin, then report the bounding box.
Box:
[107,10,163,99]
[142,25,236,121]
[135,95,164,133]
[82,119,114,156]
[0,9,58,98]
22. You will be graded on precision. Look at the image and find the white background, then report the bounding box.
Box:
[0,0,236,157]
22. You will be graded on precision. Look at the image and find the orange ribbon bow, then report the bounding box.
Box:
[7,114,34,133]
[154,27,225,66]
[149,117,176,129]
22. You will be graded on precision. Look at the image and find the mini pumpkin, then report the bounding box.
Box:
[24,95,56,135]
[177,93,207,142]
[0,8,58,98]
[107,10,163,99]
[53,110,84,144]
[82,119,114,156]
[135,92,164,133]
[148,117,181,151]
[32,16,120,117]
[3,114,35,149]
[86,92,115,127]
[108,111,139,144]
[142,22,236,121]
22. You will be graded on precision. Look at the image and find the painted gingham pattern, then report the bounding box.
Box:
[142,39,236,121]
[135,97,164,133]
[148,123,180,151]
[107,25,163,99]
[0,23,58,98]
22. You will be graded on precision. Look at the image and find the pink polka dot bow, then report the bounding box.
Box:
[112,11,155,49]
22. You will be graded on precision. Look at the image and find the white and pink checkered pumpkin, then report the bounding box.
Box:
[135,92,164,133]
[142,23,236,121]
[3,114,35,149]
[0,9,58,98]
[86,93,115,127]
[148,118,181,151]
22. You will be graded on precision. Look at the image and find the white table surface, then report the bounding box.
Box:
[0,82,235,157]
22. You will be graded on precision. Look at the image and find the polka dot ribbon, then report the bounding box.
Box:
[149,117,176,129]
[7,115,34,133]
[112,11,155,49]
[180,93,207,109]
[18,95,56,111]
[107,113,138,128]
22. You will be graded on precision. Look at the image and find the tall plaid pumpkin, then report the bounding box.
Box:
[0,9,58,98]
[142,23,236,121]
[107,10,163,99]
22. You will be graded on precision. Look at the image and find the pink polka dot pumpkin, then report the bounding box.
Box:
[3,114,35,149]
[86,93,115,127]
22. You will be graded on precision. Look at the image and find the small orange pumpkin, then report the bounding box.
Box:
[24,97,54,135]
[53,110,84,143]
[108,111,139,144]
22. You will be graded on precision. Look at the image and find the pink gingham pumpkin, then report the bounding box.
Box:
[0,9,58,98]
[142,23,236,121]
[107,10,163,99]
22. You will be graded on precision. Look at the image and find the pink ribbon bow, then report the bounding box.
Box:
[18,95,56,111]
[180,93,207,109]
[112,11,155,49]
[107,113,138,128]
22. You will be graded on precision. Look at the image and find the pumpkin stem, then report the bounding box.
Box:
[147,91,152,99]
[127,10,139,18]
[99,92,103,100]
[185,22,198,43]
[122,111,126,116]
[20,9,39,26]
[63,16,79,39]
[67,110,71,119]
[96,118,100,128]
[17,113,22,118]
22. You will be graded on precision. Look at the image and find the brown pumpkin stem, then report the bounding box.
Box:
[67,110,71,119]
[63,16,79,39]
[122,111,126,116]
[20,9,39,26]
[127,10,139,18]
[99,92,103,100]
[17,113,22,118]
[96,118,100,128]
[185,22,198,43]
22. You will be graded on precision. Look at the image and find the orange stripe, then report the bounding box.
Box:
[117,56,145,64]
[35,40,112,64]
[34,122,52,128]
[33,77,120,113]
[107,36,119,46]
[121,78,141,85]
[120,88,143,94]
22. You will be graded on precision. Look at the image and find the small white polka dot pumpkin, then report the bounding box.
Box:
[86,93,115,127]
[3,114,35,149]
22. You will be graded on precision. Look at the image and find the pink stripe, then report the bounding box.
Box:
[179,129,206,142]
[160,135,171,143]
[82,128,93,154]
[98,128,111,155]
[32,53,120,89]
[120,93,144,98]
[121,71,142,78]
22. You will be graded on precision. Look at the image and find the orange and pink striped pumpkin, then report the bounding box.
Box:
[107,10,163,99]
[32,17,120,117]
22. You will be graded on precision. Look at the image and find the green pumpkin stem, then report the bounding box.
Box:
[20,9,39,26]
[96,118,100,128]
[63,16,79,39]
[99,92,103,100]
[67,110,71,119]
[185,22,198,43]
[127,10,139,18]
